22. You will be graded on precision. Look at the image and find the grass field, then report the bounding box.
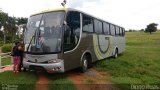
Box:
[0,52,74,90]
[95,31,160,86]
[1,57,11,66]
[0,71,74,90]
[0,71,37,90]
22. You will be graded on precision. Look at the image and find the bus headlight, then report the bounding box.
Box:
[24,58,29,62]
[48,59,61,63]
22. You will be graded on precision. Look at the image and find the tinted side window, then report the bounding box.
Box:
[119,28,122,36]
[122,28,125,36]
[94,19,103,34]
[103,23,110,35]
[83,14,93,33]
[110,24,115,35]
[116,26,120,36]
[64,11,80,51]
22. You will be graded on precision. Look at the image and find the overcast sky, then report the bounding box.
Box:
[0,0,160,30]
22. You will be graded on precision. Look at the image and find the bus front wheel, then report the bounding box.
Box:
[81,55,88,72]
[23,67,27,72]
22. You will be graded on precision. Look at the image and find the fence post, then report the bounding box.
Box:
[0,56,2,69]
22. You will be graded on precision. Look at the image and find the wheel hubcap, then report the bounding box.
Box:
[115,51,117,58]
[84,59,87,70]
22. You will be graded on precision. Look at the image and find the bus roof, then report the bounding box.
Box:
[31,8,67,16]
[31,8,124,29]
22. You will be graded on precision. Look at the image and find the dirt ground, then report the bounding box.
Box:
[36,71,49,90]
[0,65,13,72]
[67,68,114,90]
[1,66,114,90]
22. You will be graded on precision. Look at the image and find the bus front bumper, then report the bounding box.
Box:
[23,60,65,73]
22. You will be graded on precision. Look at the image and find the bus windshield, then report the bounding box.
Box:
[24,11,65,54]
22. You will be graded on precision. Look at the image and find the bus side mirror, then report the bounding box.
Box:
[63,21,67,30]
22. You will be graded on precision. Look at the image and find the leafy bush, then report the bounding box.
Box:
[0,41,3,47]
[1,44,13,53]
[0,44,3,47]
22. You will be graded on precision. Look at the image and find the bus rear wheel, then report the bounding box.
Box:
[81,55,88,73]
[114,48,118,59]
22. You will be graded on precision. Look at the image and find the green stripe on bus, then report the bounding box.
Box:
[106,37,113,57]
[93,35,103,59]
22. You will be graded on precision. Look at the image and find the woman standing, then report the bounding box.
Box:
[18,42,24,72]
[11,42,22,73]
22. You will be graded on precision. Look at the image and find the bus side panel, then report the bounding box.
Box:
[80,33,98,63]
[62,33,97,71]
[92,34,115,60]
[62,34,125,71]
[111,36,125,55]
[63,48,82,71]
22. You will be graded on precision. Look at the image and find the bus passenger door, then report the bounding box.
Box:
[63,11,81,71]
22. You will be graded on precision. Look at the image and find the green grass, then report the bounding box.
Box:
[1,44,12,53]
[94,31,160,86]
[0,44,3,47]
[46,73,75,90]
[0,71,37,90]
[1,57,11,66]
[84,79,95,84]
[0,57,75,90]
[0,71,75,90]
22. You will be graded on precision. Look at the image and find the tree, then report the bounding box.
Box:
[0,11,9,43]
[16,17,28,40]
[145,23,158,34]
[16,17,28,25]
[140,29,144,32]
[0,10,28,43]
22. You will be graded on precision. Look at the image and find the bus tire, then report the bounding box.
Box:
[81,55,88,73]
[114,48,118,59]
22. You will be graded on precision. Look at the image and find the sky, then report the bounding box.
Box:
[0,0,160,30]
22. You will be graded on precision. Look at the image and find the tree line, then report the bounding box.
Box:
[128,23,159,33]
[145,23,158,34]
[0,10,27,44]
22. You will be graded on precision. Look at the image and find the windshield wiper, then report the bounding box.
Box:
[26,28,37,52]
[26,14,44,53]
